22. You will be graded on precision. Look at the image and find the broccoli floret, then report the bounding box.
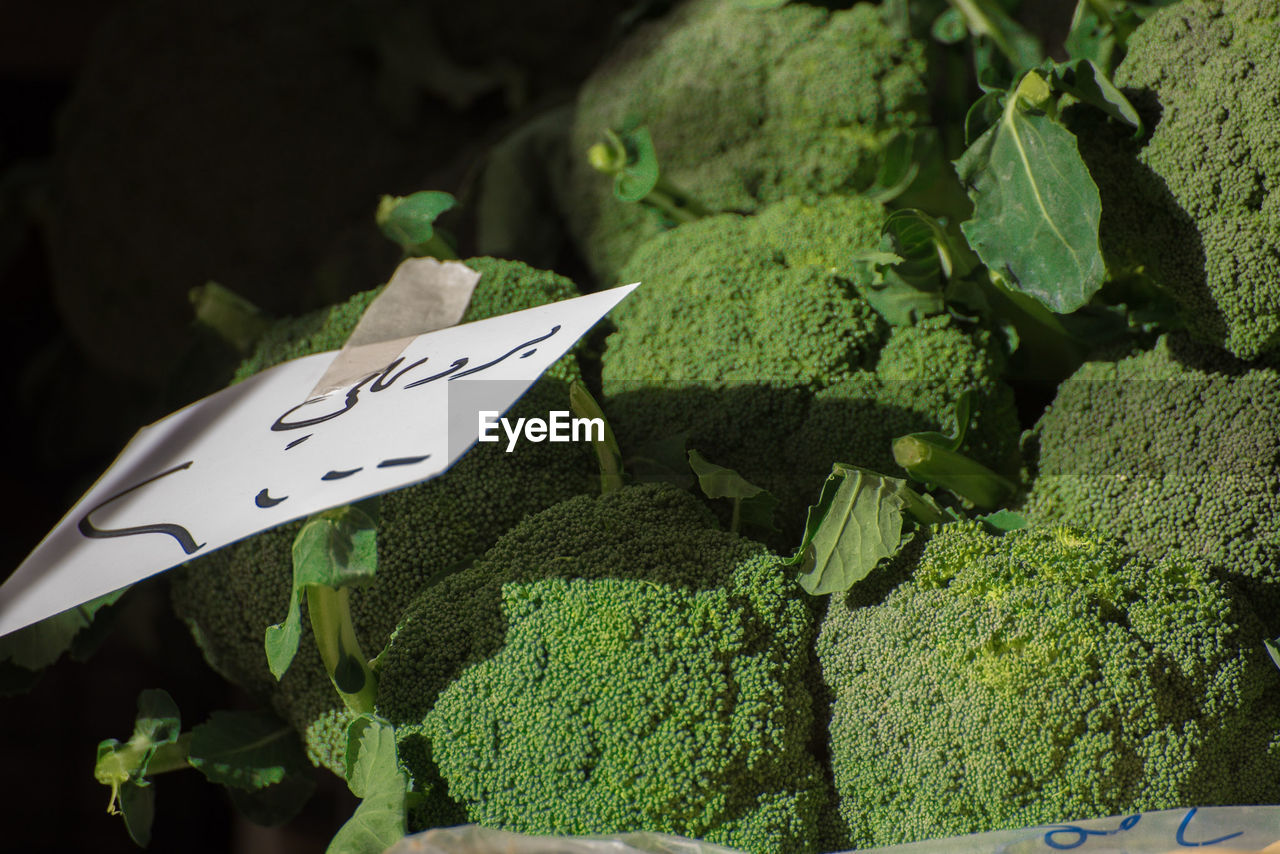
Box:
[171,257,596,772]
[563,0,952,281]
[1076,0,1280,359]
[601,195,1019,533]
[1020,334,1280,618]
[818,522,1280,848]
[376,483,831,852]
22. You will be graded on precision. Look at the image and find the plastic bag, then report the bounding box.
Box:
[387,826,742,853]
[855,806,1280,853]
[388,808,1280,854]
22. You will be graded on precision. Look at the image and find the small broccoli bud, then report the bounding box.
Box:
[587,126,710,227]
[376,191,459,260]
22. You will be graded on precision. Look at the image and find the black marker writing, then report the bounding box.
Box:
[371,356,432,392]
[285,436,311,449]
[378,455,431,468]
[255,456,429,510]
[77,461,204,555]
[268,326,561,442]
[402,357,468,390]
[271,371,379,432]
[255,489,287,508]
[449,326,561,381]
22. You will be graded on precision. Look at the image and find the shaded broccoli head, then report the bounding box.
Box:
[1076,0,1280,359]
[818,522,1280,848]
[1020,334,1280,614]
[564,0,947,281]
[377,483,831,853]
[601,195,1019,534]
[171,257,596,772]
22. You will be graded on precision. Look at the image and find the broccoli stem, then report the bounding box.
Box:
[980,274,1088,381]
[96,732,195,787]
[189,282,269,355]
[898,486,949,528]
[644,177,711,225]
[410,233,459,261]
[306,585,378,716]
[569,381,624,495]
[893,435,1017,510]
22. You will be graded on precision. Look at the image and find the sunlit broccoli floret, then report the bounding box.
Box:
[819,522,1280,848]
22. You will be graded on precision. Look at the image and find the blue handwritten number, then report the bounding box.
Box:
[1175,808,1243,847]
[1042,814,1141,850]
[77,461,205,555]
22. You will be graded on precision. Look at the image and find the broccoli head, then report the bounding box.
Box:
[601,195,1019,533]
[1077,0,1280,359]
[375,483,831,853]
[563,0,951,281]
[1020,334,1280,616]
[171,257,596,772]
[818,522,1280,848]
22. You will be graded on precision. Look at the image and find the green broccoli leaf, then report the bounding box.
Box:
[786,464,943,596]
[855,209,957,326]
[189,710,315,828]
[931,8,968,44]
[376,191,458,259]
[227,772,317,828]
[977,508,1028,532]
[964,90,1004,145]
[329,715,408,854]
[946,0,1043,81]
[265,502,379,680]
[1064,0,1177,73]
[188,710,308,791]
[117,780,156,848]
[0,587,127,675]
[866,134,921,205]
[903,390,972,451]
[1046,58,1143,136]
[955,71,1106,313]
[688,449,778,534]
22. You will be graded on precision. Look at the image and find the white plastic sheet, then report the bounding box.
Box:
[388,808,1280,854]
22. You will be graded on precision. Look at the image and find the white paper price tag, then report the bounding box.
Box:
[0,284,637,638]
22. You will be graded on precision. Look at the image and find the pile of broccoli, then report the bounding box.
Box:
[13,0,1280,852]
